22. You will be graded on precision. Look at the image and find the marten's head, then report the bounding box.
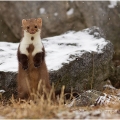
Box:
[22,18,42,34]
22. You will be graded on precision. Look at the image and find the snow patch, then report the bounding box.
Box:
[0,42,19,72]
[66,8,74,16]
[69,0,74,2]
[95,93,120,106]
[108,0,118,8]
[39,8,46,14]
[54,12,58,16]
[103,84,116,90]
[0,29,108,72]
[0,90,5,93]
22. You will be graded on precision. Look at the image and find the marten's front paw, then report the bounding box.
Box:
[33,53,43,68]
[34,63,40,68]
[22,65,28,70]
[20,54,28,70]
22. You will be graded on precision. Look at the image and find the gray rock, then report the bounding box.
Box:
[50,29,114,91]
[66,83,120,107]
[73,90,103,107]
[0,26,114,99]
[0,71,17,99]
[50,51,113,91]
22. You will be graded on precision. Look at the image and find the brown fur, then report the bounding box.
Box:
[22,18,42,34]
[17,55,51,99]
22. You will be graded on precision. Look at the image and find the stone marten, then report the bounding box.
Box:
[17,18,79,101]
[17,18,51,99]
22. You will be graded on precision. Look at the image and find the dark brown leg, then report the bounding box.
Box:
[33,52,43,68]
[20,54,28,70]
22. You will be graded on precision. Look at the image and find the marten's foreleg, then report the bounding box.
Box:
[17,47,29,70]
[20,54,28,70]
[33,53,42,68]
[33,52,45,68]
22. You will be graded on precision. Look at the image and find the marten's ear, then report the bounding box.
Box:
[37,18,42,28]
[22,19,27,26]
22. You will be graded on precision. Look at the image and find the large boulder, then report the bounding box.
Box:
[0,1,120,57]
[49,32,114,91]
[0,26,114,98]
[0,1,110,39]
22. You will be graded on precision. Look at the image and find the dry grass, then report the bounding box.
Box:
[0,83,120,119]
[0,85,69,119]
[0,96,120,119]
[0,98,65,119]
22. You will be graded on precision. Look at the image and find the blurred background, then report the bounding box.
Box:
[0,1,120,59]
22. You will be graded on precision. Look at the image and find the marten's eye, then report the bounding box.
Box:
[35,25,37,28]
[27,26,30,29]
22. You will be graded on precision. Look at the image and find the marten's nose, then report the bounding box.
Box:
[31,29,34,31]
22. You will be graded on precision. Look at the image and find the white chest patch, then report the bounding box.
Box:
[20,30,43,56]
